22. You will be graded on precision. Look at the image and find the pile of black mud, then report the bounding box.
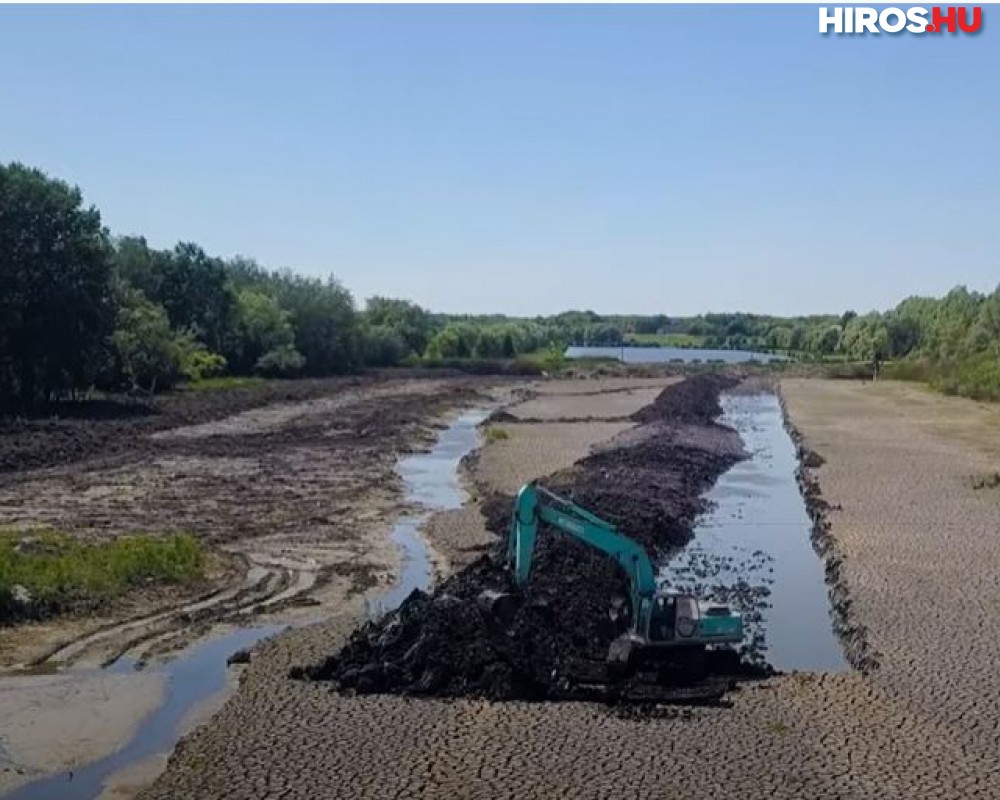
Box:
[294,373,770,703]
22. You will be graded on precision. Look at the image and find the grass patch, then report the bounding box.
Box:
[483,426,509,442]
[930,352,1000,402]
[625,332,706,348]
[0,530,205,623]
[880,359,936,383]
[182,376,266,392]
[516,347,567,373]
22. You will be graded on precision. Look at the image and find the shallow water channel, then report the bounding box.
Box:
[565,345,785,364]
[659,393,847,673]
[6,407,489,800]
[369,407,490,616]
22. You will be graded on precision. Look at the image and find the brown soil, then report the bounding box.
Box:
[295,374,763,703]
[136,377,1000,800]
[0,378,370,476]
[0,375,502,669]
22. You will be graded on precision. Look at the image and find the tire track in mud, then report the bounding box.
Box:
[23,549,319,670]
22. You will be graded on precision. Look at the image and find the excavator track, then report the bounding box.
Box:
[555,658,733,705]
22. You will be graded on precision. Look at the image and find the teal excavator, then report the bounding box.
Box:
[506,481,743,668]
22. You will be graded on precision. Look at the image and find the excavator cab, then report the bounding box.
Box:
[647,593,696,643]
[610,593,741,668]
[646,594,738,645]
[506,482,744,667]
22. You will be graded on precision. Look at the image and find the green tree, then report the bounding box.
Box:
[501,331,516,358]
[115,239,235,355]
[111,287,184,393]
[276,274,361,374]
[254,344,306,377]
[364,297,434,356]
[362,324,407,367]
[0,163,114,408]
[231,288,298,374]
[426,324,477,358]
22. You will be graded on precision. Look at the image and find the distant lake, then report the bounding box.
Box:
[564,346,787,364]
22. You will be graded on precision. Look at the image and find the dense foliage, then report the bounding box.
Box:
[0,164,378,409]
[1,162,998,407]
[0,164,115,408]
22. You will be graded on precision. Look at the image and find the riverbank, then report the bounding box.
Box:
[0,375,508,796]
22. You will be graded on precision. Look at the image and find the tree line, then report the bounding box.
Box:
[2,162,998,409]
[0,163,405,408]
[0,163,572,409]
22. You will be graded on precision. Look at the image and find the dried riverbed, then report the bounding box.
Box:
[297,374,758,703]
[11,374,999,799]
[140,376,1000,800]
[0,375,505,797]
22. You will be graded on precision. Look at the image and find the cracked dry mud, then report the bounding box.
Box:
[138,376,1000,800]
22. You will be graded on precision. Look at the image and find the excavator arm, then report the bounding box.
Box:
[507,482,657,633]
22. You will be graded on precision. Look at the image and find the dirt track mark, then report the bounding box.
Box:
[0,377,499,670]
[22,549,318,670]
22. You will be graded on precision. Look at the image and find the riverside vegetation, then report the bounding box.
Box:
[0,531,204,623]
[2,161,999,410]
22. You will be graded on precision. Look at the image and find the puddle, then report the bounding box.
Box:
[369,407,490,616]
[4,626,283,800]
[659,393,847,673]
[7,407,490,800]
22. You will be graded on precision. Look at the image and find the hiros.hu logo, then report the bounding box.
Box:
[819,6,983,33]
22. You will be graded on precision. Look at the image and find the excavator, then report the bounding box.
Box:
[506,481,743,677]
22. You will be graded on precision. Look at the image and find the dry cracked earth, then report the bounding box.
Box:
[137,376,1000,800]
[7,374,1000,799]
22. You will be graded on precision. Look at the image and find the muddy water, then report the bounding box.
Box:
[370,407,490,616]
[6,407,490,800]
[659,393,847,673]
[3,626,283,800]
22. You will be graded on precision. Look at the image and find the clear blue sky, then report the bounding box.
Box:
[1,5,997,317]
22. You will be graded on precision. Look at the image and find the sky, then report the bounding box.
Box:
[1,5,997,317]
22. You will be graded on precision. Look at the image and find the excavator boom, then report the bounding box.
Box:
[508,482,657,632]
[506,481,743,656]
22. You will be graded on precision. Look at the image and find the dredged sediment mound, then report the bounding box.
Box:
[293,373,766,702]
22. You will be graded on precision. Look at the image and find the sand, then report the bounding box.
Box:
[0,669,166,795]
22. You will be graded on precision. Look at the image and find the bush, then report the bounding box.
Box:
[179,338,227,382]
[880,359,935,383]
[255,344,306,377]
[516,346,566,374]
[932,352,1000,401]
[483,426,510,442]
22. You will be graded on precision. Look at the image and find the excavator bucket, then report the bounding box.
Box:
[476,590,521,625]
